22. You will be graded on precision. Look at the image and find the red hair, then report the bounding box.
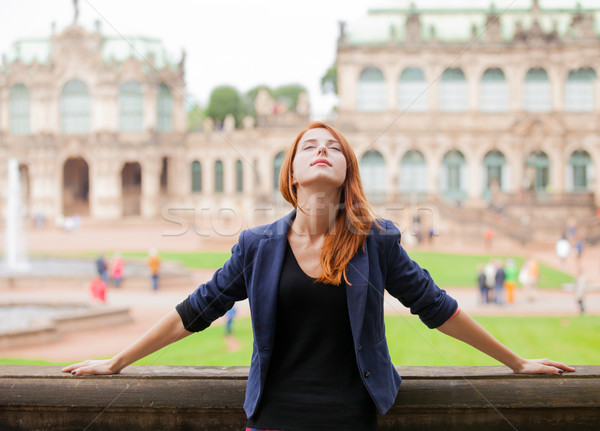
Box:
[279,122,379,285]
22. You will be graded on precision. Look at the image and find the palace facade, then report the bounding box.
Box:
[1,1,600,242]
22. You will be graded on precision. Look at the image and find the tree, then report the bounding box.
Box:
[206,86,247,127]
[321,63,338,95]
[271,84,306,110]
[187,103,205,131]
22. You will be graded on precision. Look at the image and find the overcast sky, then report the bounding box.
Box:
[1,1,596,118]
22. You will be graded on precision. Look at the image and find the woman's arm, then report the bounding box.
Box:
[61,309,192,376]
[437,310,575,375]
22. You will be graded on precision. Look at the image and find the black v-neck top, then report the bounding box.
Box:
[247,241,376,430]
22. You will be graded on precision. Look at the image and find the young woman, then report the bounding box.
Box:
[63,122,574,430]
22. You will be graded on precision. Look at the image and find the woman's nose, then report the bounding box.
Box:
[317,143,328,154]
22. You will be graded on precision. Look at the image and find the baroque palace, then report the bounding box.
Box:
[1,0,600,243]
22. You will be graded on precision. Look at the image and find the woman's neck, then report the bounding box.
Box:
[292,188,341,240]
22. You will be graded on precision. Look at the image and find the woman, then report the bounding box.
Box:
[63,122,574,430]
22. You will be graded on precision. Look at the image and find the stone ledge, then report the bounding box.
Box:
[1,365,599,430]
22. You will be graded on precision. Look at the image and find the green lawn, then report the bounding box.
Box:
[44,250,574,288]
[3,315,596,367]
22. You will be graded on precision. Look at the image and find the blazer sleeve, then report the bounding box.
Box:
[176,230,249,332]
[383,221,458,329]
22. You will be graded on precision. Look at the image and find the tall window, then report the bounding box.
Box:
[565,68,596,112]
[441,150,467,201]
[398,68,427,112]
[525,151,550,190]
[357,67,386,112]
[360,151,386,200]
[61,80,90,134]
[9,84,30,135]
[191,161,202,193]
[236,160,243,193]
[273,152,285,192]
[439,68,468,112]
[523,68,551,112]
[214,160,224,193]
[482,150,507,200]
[157,83,173,132]
[400,150,427,192]
[480,68,508,113]
[567,151,593,192]
[119,81,143,131]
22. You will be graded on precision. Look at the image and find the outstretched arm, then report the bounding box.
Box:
[61,309,191,376]
[437,310,575,375]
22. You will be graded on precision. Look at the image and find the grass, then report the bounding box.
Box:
[42,250,574,288]
[3,315,597,367]
[132,314,598,367]
[408,251,574,288]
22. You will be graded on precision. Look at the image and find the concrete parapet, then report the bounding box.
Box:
[1,365,599,430]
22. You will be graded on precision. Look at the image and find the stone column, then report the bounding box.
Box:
[549,67,565,112]
[90,158,121,219]
[141,159,161,218]
[507,67,522,112]
[338,63,360,111]
[384,64,400,111]
[144,84,157,131]
[0,85,8,132]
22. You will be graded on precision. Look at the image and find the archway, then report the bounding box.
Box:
[62,157,89,216]
[122,162,142,216]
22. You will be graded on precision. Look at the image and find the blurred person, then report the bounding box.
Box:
[477,264,488,304]
[63,122,573,430]
[555,234,571,270]
[520,257,539,302]
[95,254,108,284]
[89,277,107,303]
[483,259,496,303]
[110,252,125,288]
[494,260,505,305]
[147,248,161,291]
[504,258,518,304]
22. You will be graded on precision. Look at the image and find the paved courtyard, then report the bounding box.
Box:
[1,219,598,363]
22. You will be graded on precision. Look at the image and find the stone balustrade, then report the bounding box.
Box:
[1,365,599,430]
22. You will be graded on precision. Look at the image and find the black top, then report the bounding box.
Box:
[247,241,377,430]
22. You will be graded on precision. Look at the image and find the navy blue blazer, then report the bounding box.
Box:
[178,210,458,417]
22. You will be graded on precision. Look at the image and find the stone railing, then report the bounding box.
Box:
[1,365,599,430]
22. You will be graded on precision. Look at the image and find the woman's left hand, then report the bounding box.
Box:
[512,358,575,375]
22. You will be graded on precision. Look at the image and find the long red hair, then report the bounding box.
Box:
[279,122,379,285]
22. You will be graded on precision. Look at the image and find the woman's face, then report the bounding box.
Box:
[291,127,347,191]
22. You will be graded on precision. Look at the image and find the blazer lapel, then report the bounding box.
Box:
[249,211,294,348]
[345,241,370,347]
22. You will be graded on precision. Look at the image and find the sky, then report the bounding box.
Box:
[0,0,372,118]
[1,0,596,118]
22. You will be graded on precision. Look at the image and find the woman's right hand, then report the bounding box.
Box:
[61,359,121,376]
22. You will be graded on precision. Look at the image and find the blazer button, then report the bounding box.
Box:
[358,344,362,351]
[364,370,371,378]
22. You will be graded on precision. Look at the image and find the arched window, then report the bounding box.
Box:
[439,68,468,112]
[400,150,427,192]
[191,161,202,193]
[10,84,30,135]
[523,68,551,112]
[119,81,143,131]
[61,80,90,134]
[236,160,243,193]
[357,67,386,112]
[398,68,427,112]
[214,160,224,193]
[360,151,386,200]
[273,152,285,192]
[480,68,508,113]
[483,150,508,200]
[441,150,467,201]
[567,150,593,192]
[157,83,173,132]
[525,151,550,190]
[565,68,596,112]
